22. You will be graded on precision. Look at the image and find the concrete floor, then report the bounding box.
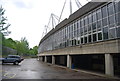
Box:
[0,58,110,79]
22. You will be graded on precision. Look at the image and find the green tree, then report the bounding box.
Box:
[29,48,34,55]
[29,46,38,55]
[0,6,11,36]
[32,46,38,55]
[3,38,16,49]
[16,37,29,55]
[2,35,38,57]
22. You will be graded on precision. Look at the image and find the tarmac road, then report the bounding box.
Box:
[0,58,110,79]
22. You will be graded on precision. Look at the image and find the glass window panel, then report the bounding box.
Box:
[98,32,102,40]
[71,24,73,32]
[102,6,108,18]
[74,39,77,46]
[80,28,83,36]
[72,40,74,46]
[67,27,69,39]
[102,18,108,27]
[88,35,92,42]
[84,17,88,26]
[84,26,88,33]
[93,34,97,42]
[77,40,80,45]
[72,32,74,39]
[115,2,120,13]
[109,28,116,39]
[74,30,77,37]
[92,22,97,30]
[74,23,76,30]
[67,40,69,46]
[69,32,71,39]
[69,40,72,46]
[65,42,67,47]
[116,13,120,26]
[67,26,69,34]
[69,26,71,33]
[88,24,92,31]
[84,36,87,43]
[77,29,80,36]
[79,20,82,28]
[116,27,120,38]
[92,34,96,42]
[88,14,92,24]
[109,15,115,27]
[81,37,84,44]
[92,12,97,22]
[103,27,109,40]
[77,22,80,36]
[97,9,102,20]
[77,21,79,29]
[81,19,84,27]
[66,27,67,35]
[97,20,102,29]
[108,3,114,16]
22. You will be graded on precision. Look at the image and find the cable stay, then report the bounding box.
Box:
[58,0,83,23]
[47,13,59,29]
[75,0,82,8]
[41,0,90,38]
[86,0,90,2]
[42,13,60,38]
[58,0,67,23]
[70,0,72,15]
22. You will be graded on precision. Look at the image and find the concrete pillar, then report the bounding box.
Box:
[39,56,41,61]
[105,54,114,76]
[52,55,55,64]
[45,56,47,63]
[37,56,40,60]
[40,57,43,61]
[67,55,72,69]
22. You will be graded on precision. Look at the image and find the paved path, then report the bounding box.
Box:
[1,58,108,79]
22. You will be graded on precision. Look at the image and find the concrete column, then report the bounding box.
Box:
[37,56,40,60]
[105,54,114,76]
[45,56,47,63]
[67,55,72,69]
[52,55,55,64]
[41,57,43,61]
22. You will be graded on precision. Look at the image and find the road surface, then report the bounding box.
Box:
[1,58,110,79]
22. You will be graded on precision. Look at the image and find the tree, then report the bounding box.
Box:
[0,6,11,57]
[29,46,38,57]
[3,38,16,49]
[29,46,38,55]
[2,36,38,57]
[0,6,11,36]
[15,37,29,55]
[32,46,38,55]
[29,48,34,55]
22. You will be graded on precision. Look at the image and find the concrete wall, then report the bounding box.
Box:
[38,39,120,56]
[38,39,120,77]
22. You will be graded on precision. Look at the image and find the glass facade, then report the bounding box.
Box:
[38,2,120,53]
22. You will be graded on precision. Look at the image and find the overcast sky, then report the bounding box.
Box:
[1,0,88,48]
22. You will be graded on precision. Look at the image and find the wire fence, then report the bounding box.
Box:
[2,46,17,57]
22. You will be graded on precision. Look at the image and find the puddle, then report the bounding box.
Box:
[31,70,37,71]
[21,69,28,71]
